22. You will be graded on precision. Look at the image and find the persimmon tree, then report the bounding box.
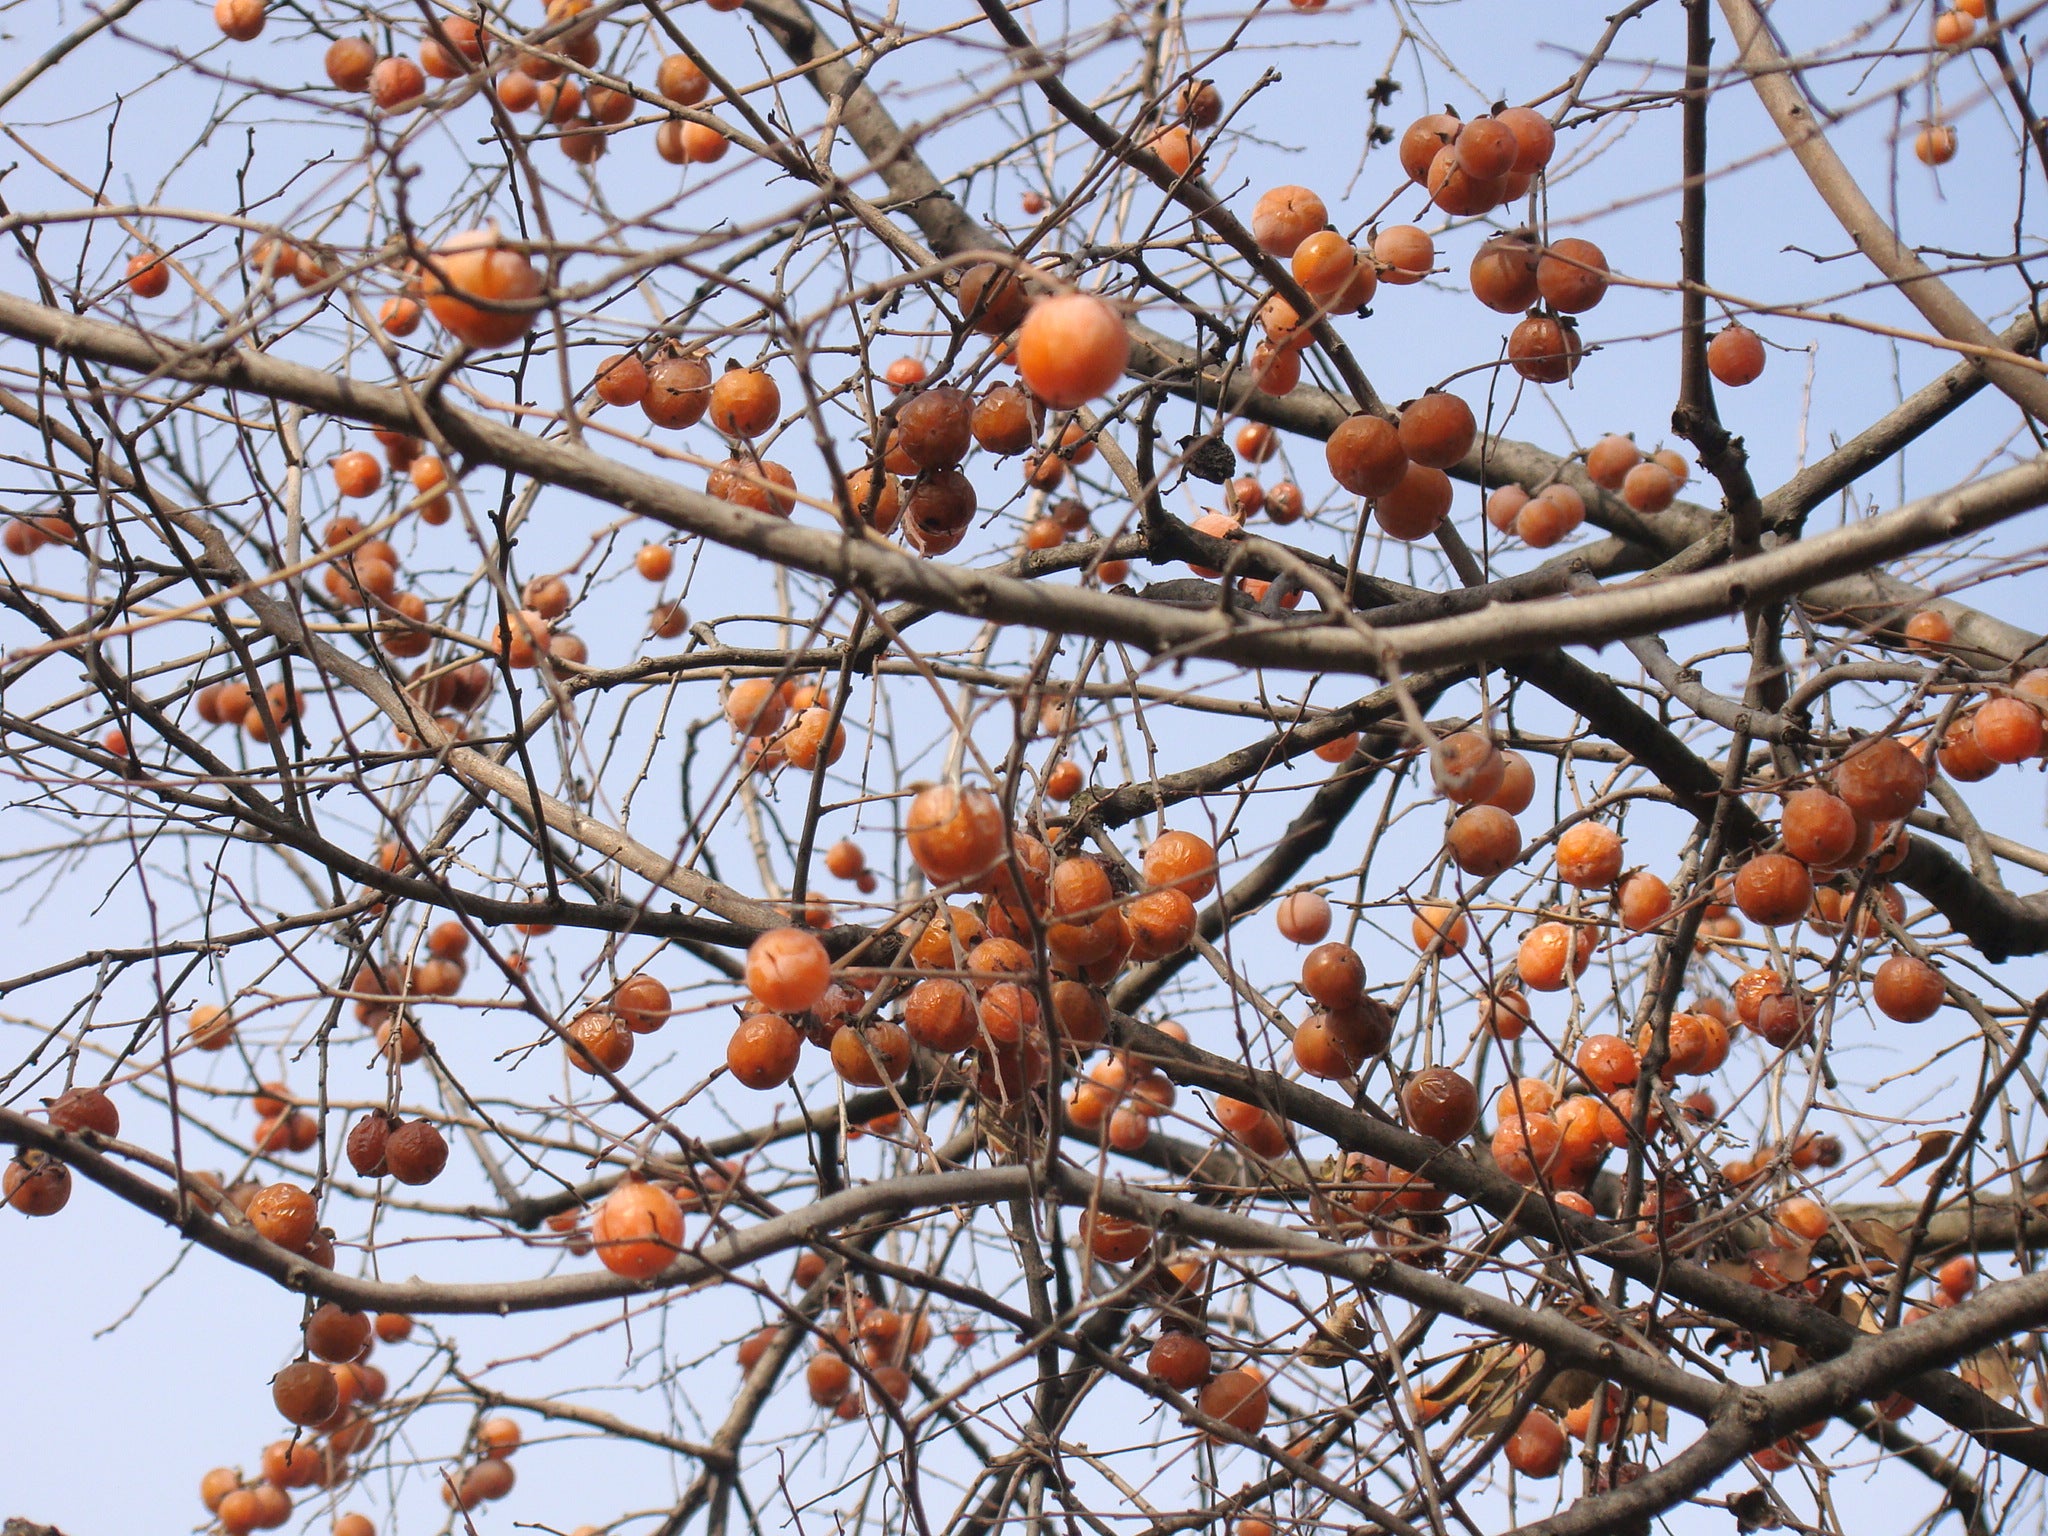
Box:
[4,2,2048,1535]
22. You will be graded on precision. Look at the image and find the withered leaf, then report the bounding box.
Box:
[1844,1219,1907,1262]
[1881,1131,1954,1188]
[1299,1298,1375,1368]
[1541,1368,1600,1415]
[1961,1345,2020,1403]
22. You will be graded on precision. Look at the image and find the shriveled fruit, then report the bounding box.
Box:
[565,1008,634,1074]
[1733,853,1813,926]
[1508,313,1578,383]
[46,1085,118,1137]
[614,973,672,1034]
[384,1119,448,1185]
[1401,1067,1478,1142]
[346,1111,392,1177]
[247,1182,318,1249]
[1834,735,1927,821]
[1144,829,1218,899]
[1080,1209,1150,1263]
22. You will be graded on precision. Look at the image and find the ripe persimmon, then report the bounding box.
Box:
[1276,890,1332,944]
[592,1177,684,1280]
[305,1303,372,1363]
[1585,435,1640,491]
[4,1152,70,1215]
[709,366,780,437]
[906,784,1005,886]
[214,0,266,40]
[1555,820,1624,888]
[1446,804,1520,877]
[1397,393,1475,470]
[1781,786,1858,867]
[1470,233,1541,313]
[1872,952,1944,1022]
[746,927,832,1013]
[726,1013,801,1089]
[957,262,1030,334]
[1399,114,1460,183]
[421,227,541,349]
[1536,238,1608,313]
[1617,870,1673,931]
[273,1360,340,1427]
[1410,900,1468,952]
[1250,185,1326,257]
[1373,225,1433,285]
[1621,460,1678,513]
[1482,986,1532,1040]
[1198,1366,1269,1434]
[1518,921,1590,991]
[1974,696,2043,763]
[1428,730,1501,807]
[1707,324,1766,386]
[1915,124,1959,165]
[369,56,426,111]
[1016,294,1128,409]
[1299,941,1366,1008]
[1497,107,1557,173]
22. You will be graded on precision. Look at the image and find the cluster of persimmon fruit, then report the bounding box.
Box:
[194,1305,419,1533]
